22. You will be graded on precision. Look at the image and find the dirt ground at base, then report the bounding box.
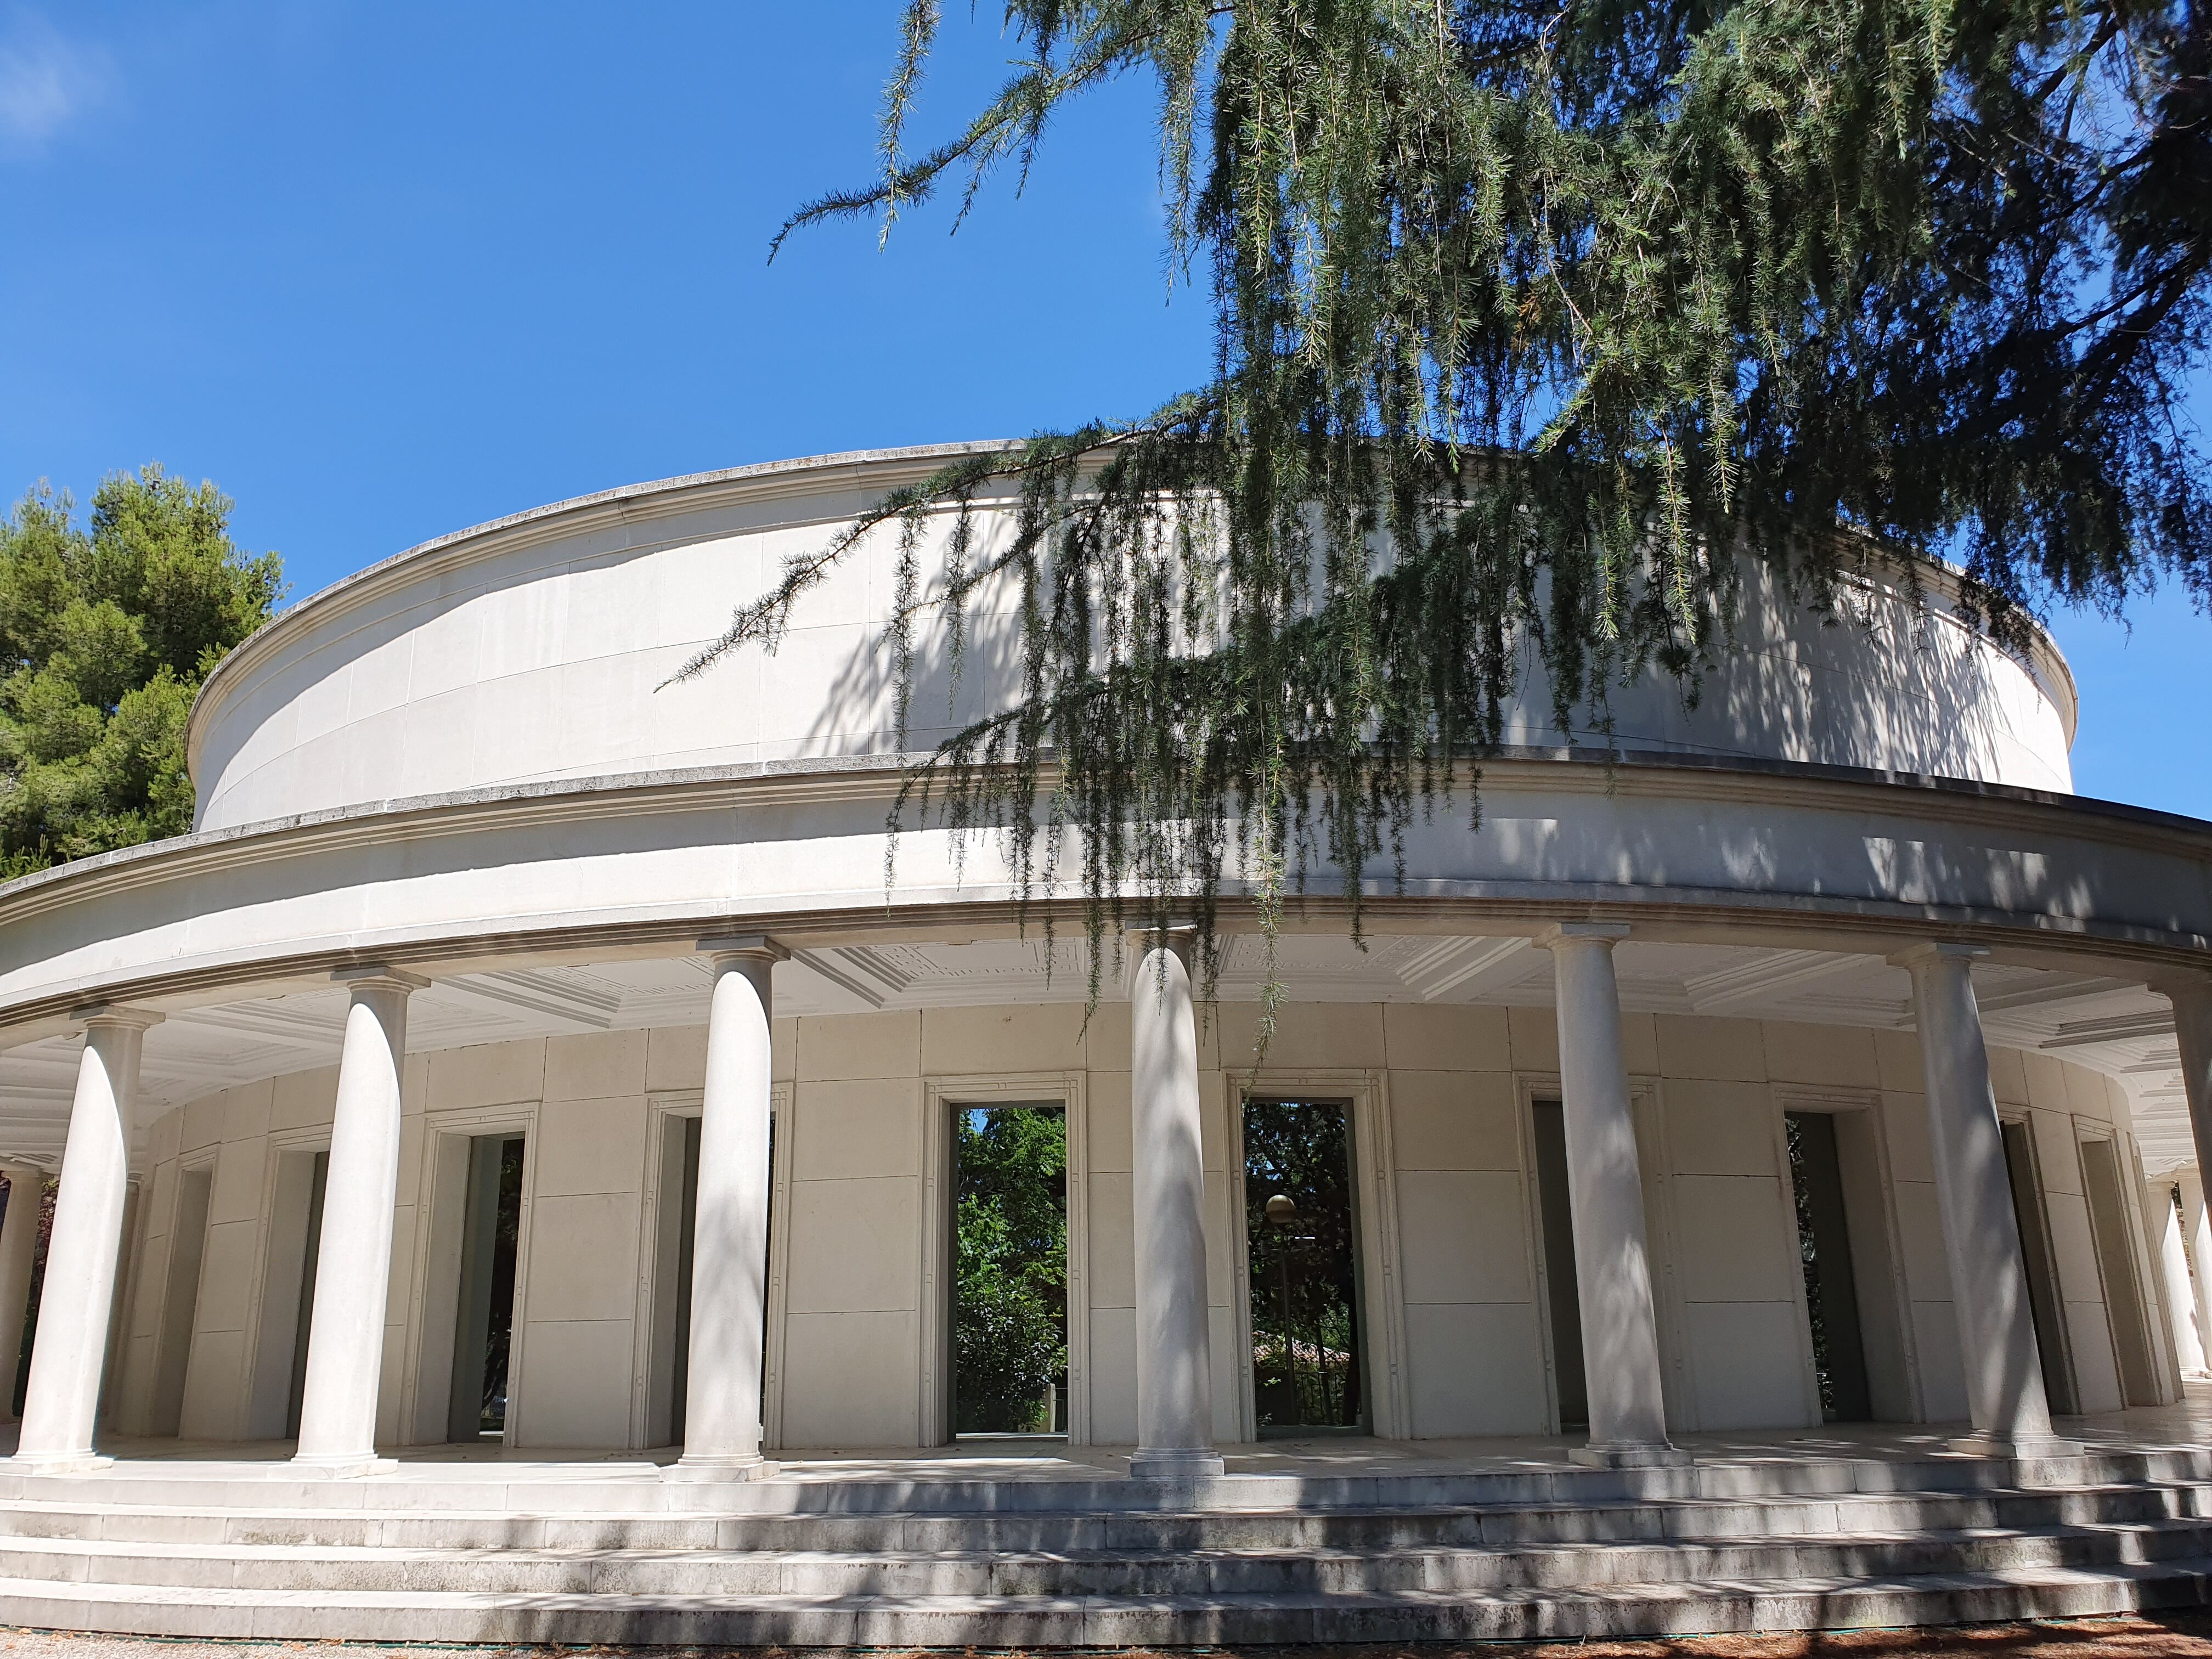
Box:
[14,1616,2212,1659]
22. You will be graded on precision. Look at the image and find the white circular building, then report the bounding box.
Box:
[3,443,2212,1643]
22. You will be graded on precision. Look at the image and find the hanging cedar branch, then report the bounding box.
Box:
[682,0,2211,1027]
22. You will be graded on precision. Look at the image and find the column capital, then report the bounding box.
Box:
[1888,941,1990,970]
[331,964,428,995]
[2150,971,2212,1002]
[1125,921,1200,969]
[1535,922,1630,950]
[67,1004,162,1034]
[697,933,790,964]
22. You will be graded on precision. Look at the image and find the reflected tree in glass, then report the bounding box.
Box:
[1244,1099,1363,1431]
[480,1137,525,1435]
[953,1105,1068,1435]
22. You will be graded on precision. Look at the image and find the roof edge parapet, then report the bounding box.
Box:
[184,442,1025,776]
[184,440,2081,779]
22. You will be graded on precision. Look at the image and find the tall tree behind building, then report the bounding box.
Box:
[0,467,283,877]
[708,0,2212,1019]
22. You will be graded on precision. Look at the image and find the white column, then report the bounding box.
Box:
[1895,943,2070,1454]
[2181,1171,2212,1370]
[2167,979,2212,1375]
[291,968,422,1475]
[0,1164,42,1422]
[2152,1176,2208,1376]
[1541,924,1685,1468]
[10,1008,160,1472]
[1128,926,1223,1480]
[666,935,784,1481]
[2166,978,2212,1275]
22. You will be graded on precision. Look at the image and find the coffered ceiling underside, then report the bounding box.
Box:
[0,935,2191,1171]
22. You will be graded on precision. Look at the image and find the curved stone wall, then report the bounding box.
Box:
[186,447,2079,834]
[115,1005,2144,1450]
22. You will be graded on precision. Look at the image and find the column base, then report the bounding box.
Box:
[661,1455,780,1483]
[1945,1432,2084,1460]
[1127,1448,1227,1481]
[1570,1441,1692,1469]
[288,1455,399,1479]
[5,1452,113,1476]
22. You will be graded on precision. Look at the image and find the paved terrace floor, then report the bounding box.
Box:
[7,1390,2211,1486]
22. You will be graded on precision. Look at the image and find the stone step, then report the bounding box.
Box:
[7,1518,2212,1598]
[5,1447,2206,1516]
[4,1555,2212,1645]
[13,1449,2212,1646]
[2,1481,2205,1552]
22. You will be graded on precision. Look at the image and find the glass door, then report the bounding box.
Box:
[1243,1097,1367,1435]
[952,1103,1068,1436]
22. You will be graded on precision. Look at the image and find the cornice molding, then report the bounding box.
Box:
[0,877,2205,1056]
[7,745,2207,929]
[0,749,2203,1047]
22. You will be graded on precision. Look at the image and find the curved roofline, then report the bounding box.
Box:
[185,439,2081,780]
[185,441,1023,777]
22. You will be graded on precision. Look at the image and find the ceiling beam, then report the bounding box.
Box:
[2041,1010,2177,1049]
[431,969,623,1032]
[1683,950,1871,1015]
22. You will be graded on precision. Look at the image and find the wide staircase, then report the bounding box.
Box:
[7,1448,2212,1645]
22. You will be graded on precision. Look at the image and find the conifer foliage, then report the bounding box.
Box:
[700,1,2211,1009]
[0,468,283,877]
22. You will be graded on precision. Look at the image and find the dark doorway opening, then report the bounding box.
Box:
[283,1150,329,1438]
[448,1133,525,1442]
[1785,1111,1874,1421]
[2000,1118,2078,1415]
[1528,1098,1589,1432]
[1243,1097,1367,1435]
[7,1171,53,1418]
[667,1114,702,1444]
[951,1103,1068,1437]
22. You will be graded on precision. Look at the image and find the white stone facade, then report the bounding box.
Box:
[100,1006,2161,1454]
[1,442,2207,1477]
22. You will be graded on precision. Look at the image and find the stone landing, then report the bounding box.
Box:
[8,1420,2212,1644]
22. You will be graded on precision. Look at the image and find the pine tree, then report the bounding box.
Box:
[692,1,2211,1016]
[0,467,284,876]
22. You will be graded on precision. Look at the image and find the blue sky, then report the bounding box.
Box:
[0,2,2200,816]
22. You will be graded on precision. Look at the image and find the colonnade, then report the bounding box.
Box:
[2151,985,2212,1386]
[5,934,2207,1474]
[668,938,781,1480]
[2150,1171,2211,1377]
[7,1011,156,1472]
[291,970,418,1475]
[2184,1177,2212,1369]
